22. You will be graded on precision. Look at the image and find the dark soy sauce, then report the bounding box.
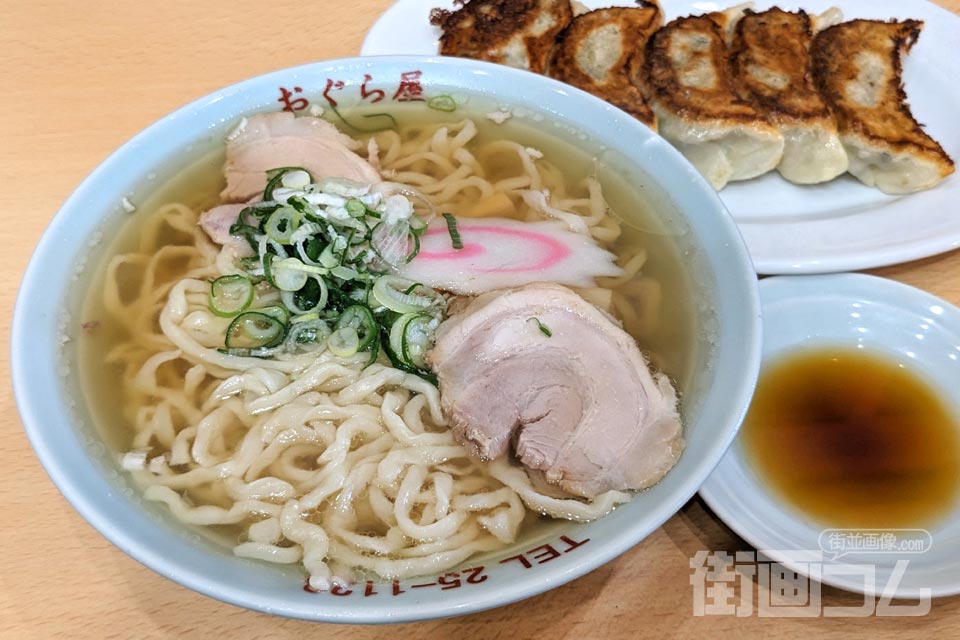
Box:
[741,347,960,528]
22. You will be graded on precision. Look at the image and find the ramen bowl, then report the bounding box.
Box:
[11,56,761,622]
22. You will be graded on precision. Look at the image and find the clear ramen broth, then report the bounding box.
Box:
[77,104,699,585]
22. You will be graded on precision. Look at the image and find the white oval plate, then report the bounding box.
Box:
[362,0,960,274]
[699,273,960,598]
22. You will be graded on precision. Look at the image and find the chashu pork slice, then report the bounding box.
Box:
[811,19,954,194]
[198,203,252,257]
[642,14,784,190]
[730,8,848,184]
[429,282,683,498]
[221,112,380,203]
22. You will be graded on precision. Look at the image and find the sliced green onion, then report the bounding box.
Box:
[272,258,309,291]
[208,275,254,317]
[345,198,366,217]
[238,255,262,272]
[528,317,552,337]
[214,164,447,384]
[408,214,428,237]
[284,318,332,353]
[372,275,445,313]
[304,235,325,263]
[286,195,313,215]
[364,332,381,366]
[381,323,437,384]
[331,265,360,281]
[225,312,286,349]
[219,346,279,358]
[280,169,311,190]
[401,314,434,369]
[362,112,398,129]
[388,313,434,369]
[228,222,262,252]
[327,103,398,133]
[405,231,420,264]
[389,314,413,365]
[370,221,414,266]
[318,244,340,269]
[263,166,313,201]
[261,252,278,289]
[442,213,463,250]
[291,311,320,324]
[265,207,301,243]
[315,177,370,198]
[254,305,290,325]
[427,95,457,112]
[300,276,328,312]
[281,276,328,314]
[335,305,378,351]
[328,326,360,357]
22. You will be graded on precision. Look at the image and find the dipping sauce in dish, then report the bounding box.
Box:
[741,347,960,528]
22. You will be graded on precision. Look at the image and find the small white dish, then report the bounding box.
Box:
[699,274,960,598]
[362,0,960,274]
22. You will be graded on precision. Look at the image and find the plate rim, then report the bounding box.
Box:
[361,0,960,275]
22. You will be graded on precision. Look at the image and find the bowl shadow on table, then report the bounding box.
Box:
[663,496,955,621]
[105,498,956,636]
[109,532,617,637]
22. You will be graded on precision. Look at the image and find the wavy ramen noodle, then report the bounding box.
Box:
[94,116,660,588]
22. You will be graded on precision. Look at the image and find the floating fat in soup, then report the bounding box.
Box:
[77,103,698,589]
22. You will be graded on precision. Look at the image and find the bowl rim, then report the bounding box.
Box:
[11,54,762,623]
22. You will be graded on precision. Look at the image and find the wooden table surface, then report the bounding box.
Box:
[3,1,959,637]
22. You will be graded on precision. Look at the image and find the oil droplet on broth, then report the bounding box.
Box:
[741,347,960,529]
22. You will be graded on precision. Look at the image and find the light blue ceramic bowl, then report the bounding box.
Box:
[11,56,761,622]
